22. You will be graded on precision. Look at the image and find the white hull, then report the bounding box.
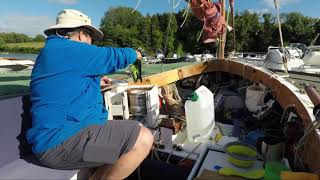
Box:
[0,58,34,72]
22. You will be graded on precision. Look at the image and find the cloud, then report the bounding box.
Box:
[0,14,54,37]
[262,0,301,8]
[48,0,79,5]
[248,8,270,15]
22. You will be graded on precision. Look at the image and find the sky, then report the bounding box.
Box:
[0,0,319,37]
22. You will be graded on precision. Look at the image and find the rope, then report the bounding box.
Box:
[161,0,174,72]
[180,0,191,28]
[172,0,181,9]
[226,1,230,25]
[197,22,205,42]
[273,0,289,76]
[242,63,248,78]
[131,0,142,13]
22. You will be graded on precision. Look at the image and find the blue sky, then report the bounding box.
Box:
[0,0,319,37]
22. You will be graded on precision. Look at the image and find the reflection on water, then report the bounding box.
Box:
[0,53,38,61]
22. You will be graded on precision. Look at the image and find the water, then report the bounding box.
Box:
[0,53,38,61]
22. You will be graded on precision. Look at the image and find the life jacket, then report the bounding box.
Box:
[190,0,227,43]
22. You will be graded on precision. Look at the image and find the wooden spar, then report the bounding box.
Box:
[230,0,236,52]
[217,0,226,59]
[130,60,320,173]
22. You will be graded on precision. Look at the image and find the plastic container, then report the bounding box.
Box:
[185,85,215,143]
[245,83,266,112]
[128,89,147,115]
[264,161,290,180]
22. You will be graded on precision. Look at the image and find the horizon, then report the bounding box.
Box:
[0,0,319,37]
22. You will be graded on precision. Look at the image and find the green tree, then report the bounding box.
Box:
[150,15,163,53]
[234,11,262,52]
[95,7,320,55]
[139,14,152,52]
[33,34,46,42]
[100,7,144,48]
[161,13,178,57]
[176,8,218,55]
[280,12,317,46]
[258,13,275,52]
[0,37,5,46]
[315,20,320,45]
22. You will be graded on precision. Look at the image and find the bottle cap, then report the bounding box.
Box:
[190,92,199,102]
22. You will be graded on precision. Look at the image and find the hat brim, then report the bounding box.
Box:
[44,23,104,41]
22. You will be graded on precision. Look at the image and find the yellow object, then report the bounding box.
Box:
[214,131,223,143]
[218,167,265,179]
[225,143,258,168]
[227,145,257,158]
[280,171,319,180]
[227,156,255,168]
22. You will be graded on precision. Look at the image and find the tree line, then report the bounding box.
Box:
[1,7,319,56]
[0,33,45,44]
[99,7,320,57]
[0,33,46,54]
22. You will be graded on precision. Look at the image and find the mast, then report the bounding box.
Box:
[217,0,226,59]
[230,0,236,52]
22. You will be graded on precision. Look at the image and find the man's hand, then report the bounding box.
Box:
[100,76,112,88]
[136,50,142,61]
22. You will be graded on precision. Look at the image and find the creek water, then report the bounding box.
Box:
[0,53,38,61]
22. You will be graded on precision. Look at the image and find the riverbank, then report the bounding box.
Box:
[0,42,44,54]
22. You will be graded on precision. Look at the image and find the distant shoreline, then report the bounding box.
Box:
[0,42,44,54]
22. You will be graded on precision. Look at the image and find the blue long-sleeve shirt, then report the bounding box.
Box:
[26,35,137,153]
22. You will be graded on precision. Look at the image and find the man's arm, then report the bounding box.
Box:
[77,44,139,76]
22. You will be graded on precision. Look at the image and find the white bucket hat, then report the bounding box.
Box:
[44,9,104,41]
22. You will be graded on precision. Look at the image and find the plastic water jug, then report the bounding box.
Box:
[185,85,215,143]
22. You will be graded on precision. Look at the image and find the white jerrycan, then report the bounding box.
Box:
[185,85,215,143]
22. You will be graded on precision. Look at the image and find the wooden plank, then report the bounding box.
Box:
[218,0,226,59]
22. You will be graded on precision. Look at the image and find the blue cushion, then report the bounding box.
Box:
[0,97,24,167]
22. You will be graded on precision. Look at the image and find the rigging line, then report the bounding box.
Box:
[180,0,191,28]
[173,0,181,9]
[183,0,190,17]
[197,23,205,42]
[295,108,320,151]
[274,0,289,76]
[168,0,180,9]
[310,33,319,46]
[226,1,230,25]
[131,0,142,13]
[161,0,174,72]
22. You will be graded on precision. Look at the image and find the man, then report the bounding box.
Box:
[26,9,153,180]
